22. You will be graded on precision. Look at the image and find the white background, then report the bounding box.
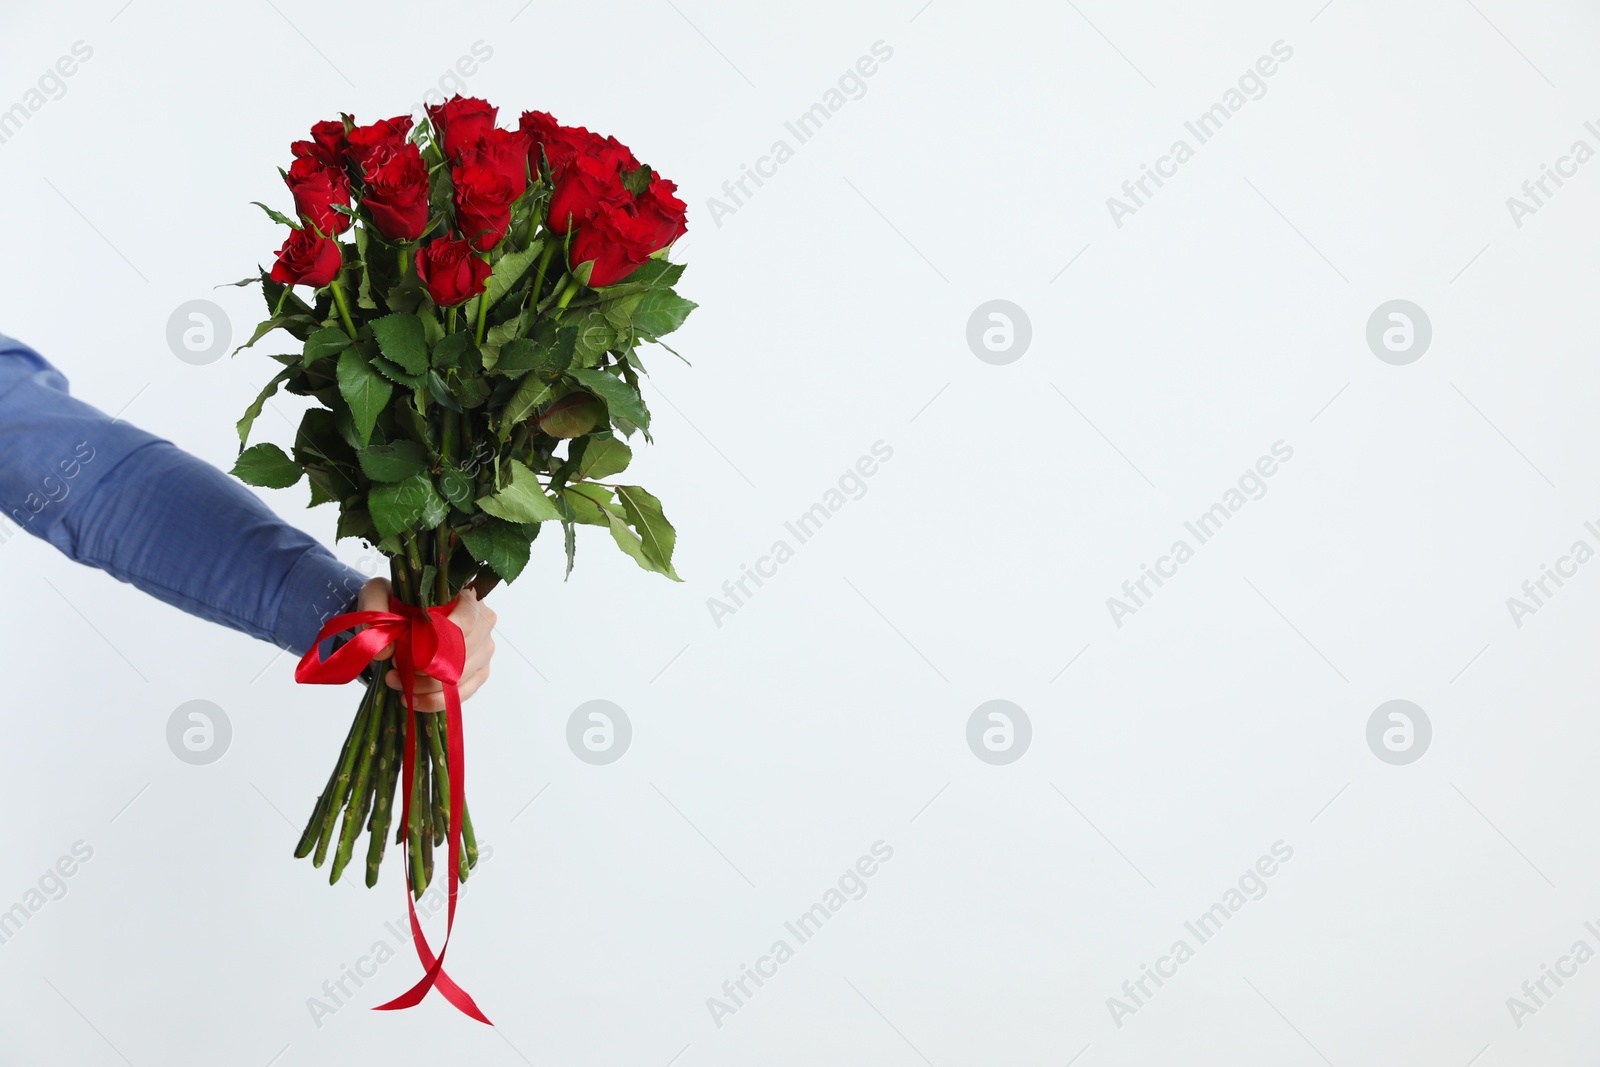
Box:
[1,0,1598,1063]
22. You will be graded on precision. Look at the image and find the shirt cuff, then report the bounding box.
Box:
[273,548,369,655]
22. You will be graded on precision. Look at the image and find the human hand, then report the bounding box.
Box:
[357,577,498,712]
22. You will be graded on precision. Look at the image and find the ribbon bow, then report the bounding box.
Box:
[296,597,491,1024]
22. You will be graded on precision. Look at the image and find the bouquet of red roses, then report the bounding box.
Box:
[229,97,692,913]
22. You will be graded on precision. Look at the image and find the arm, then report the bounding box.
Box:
[0,332,365,654]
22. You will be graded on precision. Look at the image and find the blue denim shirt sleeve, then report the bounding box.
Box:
[0,333,367,654]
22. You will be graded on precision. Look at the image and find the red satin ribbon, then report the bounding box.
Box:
[295,596,491,1025]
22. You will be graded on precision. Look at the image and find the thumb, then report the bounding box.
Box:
[357,577,396,661]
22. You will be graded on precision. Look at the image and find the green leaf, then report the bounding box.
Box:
[494,338,541,376]
[621,164,653,197]
[603,292,644,329]
[605,511,674,579]
[237,368,293,447]
[631,290,697,336]
[234,314,308,356]
[477,460,561,523]
[337,347,393,447]
[336,506,375,543]
[433,332,475,370]
[358,441,429,482]
[574,435,632,481]
[615,485,680,579]
[485,240,543,309]
[306,477,335,507]
[303,326,352,367]
[498,324,577,377]
[426,370,464,412]
[566,368,649,431]
[370,312,430,375]
[539,392,604,438]
[597,259,685,295]
[455,376,491,409]
[231,443,303,488]
[353,224,379,311]
[251,201,302,230]
[569,309,614,367]
[485,317,521,349]
[393,400,435,456]
[499,375,557,439]
[460,518,532,584]
[295,408,358,470]
[437,463,477,511]
[559,481,613,526]
[373,355,427,389]
[368,473,449,540]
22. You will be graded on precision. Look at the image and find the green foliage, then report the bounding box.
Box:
[460,518,532,584]
[630,290,697,336]
[369,474,448,540]
[336,346,391,447]
[232,443,303,488]
[477,460,561,523]
[237,369,292,447]
[231,178,690,590]
[566,368,649,431]
[357,441,429,482]
[539,392,604,439]
[370,313,430,375]
[303,327,352,367]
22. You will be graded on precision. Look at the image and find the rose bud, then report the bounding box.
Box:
[570,204,659,287]
[518,110,596,179]
[636,175,688,250]
[546,149,630,235]
[285,157,352,235]
[416,237,491,307]
[458,127,533,200]
[270,228,343,289]
[345,115,415,172]
[363,143,431,242]
[452,163,518,251]
[426,95,498,161]
[305,118,347,164]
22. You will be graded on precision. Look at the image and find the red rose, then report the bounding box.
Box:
[547,149,631,235]
[362,143,431,242]
[270,228,343,289]
[345,115,415,172]
[452,163,518,251]
[426,95,498,161]
[518,111,599,179]
[290,118,348,169]
[458,127,532,200]
[636,175,688,250]
[570,204,660,287]
[309,119,348,163]
[416,237,491,307]
[285,157,352,236]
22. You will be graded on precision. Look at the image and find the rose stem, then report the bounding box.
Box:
[417,725,435,893]
[407,720,427,898]
[364,698,404,887]
[330,682,386,883]
[474,263,491,345]
[314,680,376,867]
[424,712,449,846]
[530,238,558,308]
[329,276,359,340]
[295,715,358,858]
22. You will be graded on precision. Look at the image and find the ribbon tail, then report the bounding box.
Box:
[371,640,490,1024]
